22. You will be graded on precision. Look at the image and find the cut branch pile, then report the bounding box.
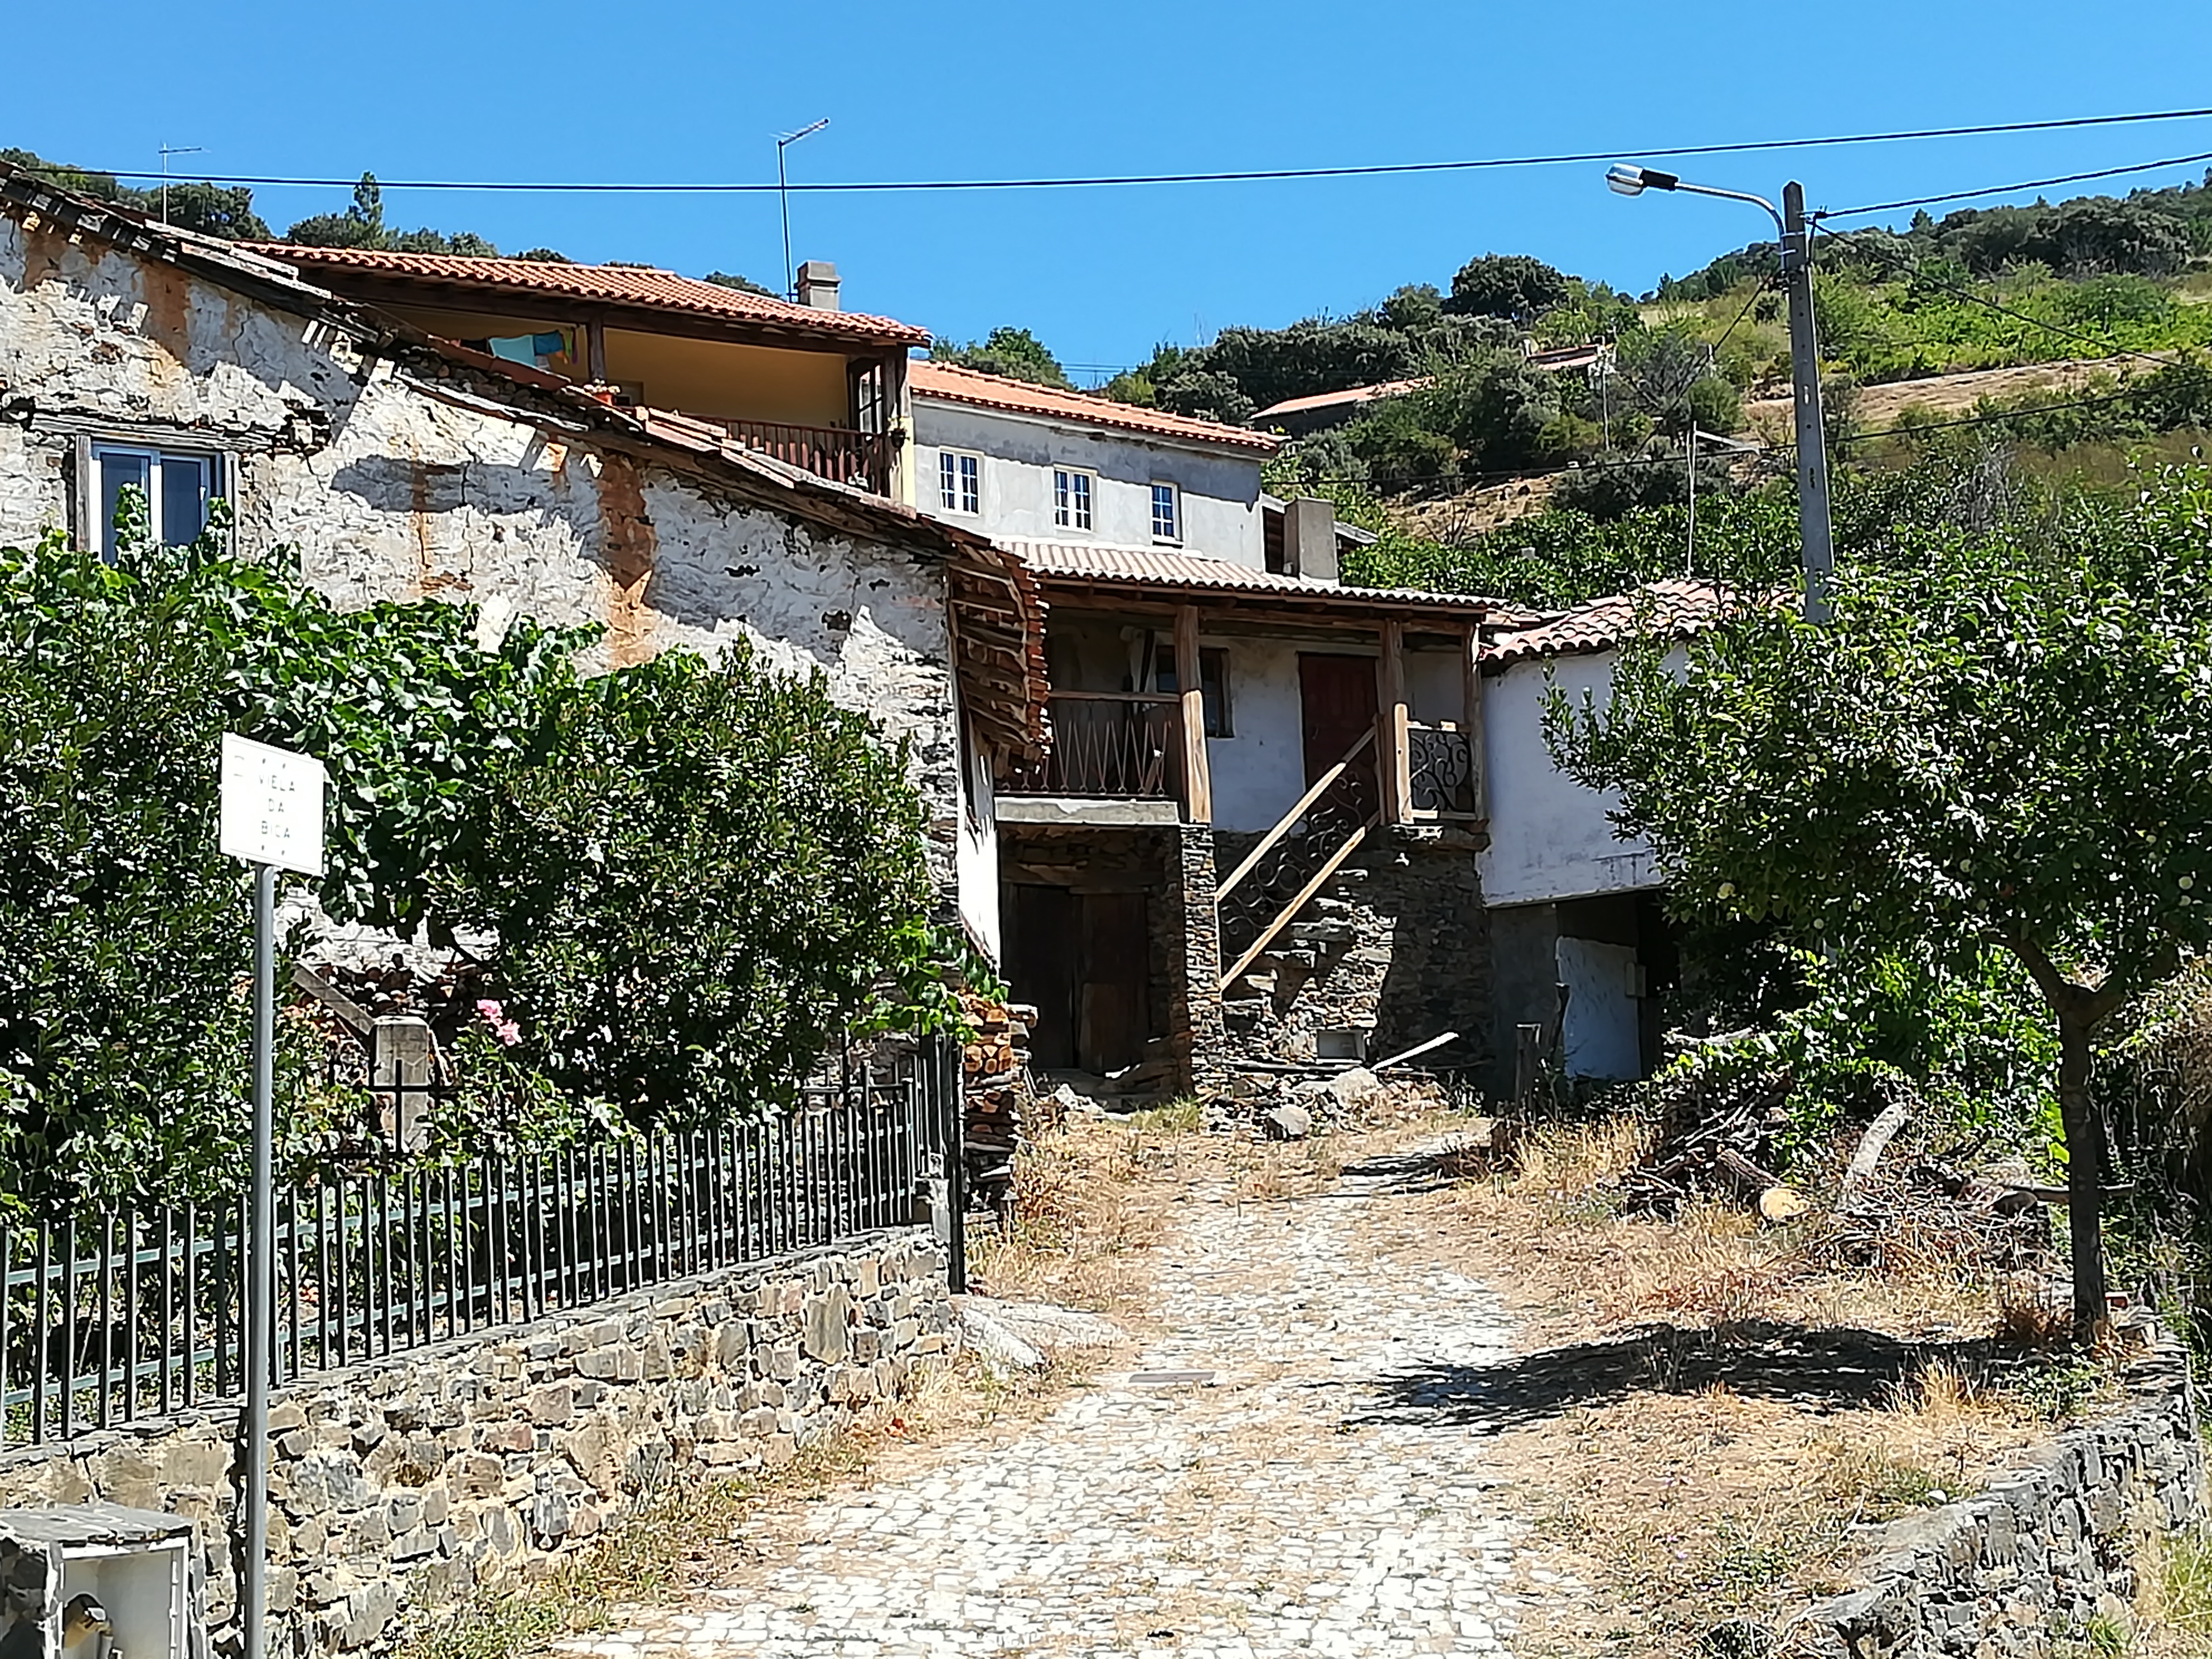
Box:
[1802,1158,2055,1278]
[1618,1061,1798,1219]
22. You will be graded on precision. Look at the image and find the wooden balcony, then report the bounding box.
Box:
[723,419,896,496]
[1004,692,1183,802]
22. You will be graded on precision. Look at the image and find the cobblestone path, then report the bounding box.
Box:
[567,1147,1539,1656]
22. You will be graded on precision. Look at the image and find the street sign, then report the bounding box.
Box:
[219,734,327,876]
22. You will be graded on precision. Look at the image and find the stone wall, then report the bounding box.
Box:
[1214,826,1492,1080]
[1803,1339,2204,1657]
[0,212,963,876]
[0,1233,954,1657]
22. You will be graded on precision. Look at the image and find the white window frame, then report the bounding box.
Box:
[86,441,222,560]
[1052,467,1095,532]
[1150,481,1181,545]
[938,449,983,517]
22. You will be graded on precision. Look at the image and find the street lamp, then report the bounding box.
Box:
[777,118,831,302]
[1609,164,1834,621]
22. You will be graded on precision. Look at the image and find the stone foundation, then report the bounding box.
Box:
[0,1233,953,1656]
[1803,1337,2204,1657]
[1215,826,1492,1080]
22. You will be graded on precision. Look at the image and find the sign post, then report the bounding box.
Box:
[218,735,327,1659]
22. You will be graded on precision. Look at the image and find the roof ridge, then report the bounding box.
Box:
[909,358,1277,453]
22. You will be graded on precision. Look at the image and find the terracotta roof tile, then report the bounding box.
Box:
[1006,540,1488,612]
[910,361,1278,453]
[241,244,929,346]
[1482,579,1746,665]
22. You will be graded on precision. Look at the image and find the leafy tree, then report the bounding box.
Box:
[1446,253,1571,322]
[445,644,939,1122]
[1549,462,2212,1336]
[518,248,576,265]
[284,172,499,256]
[0,148,270,240]
[932,326,1074,389]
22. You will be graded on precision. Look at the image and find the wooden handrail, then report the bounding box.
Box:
[1049,688,1181,705]
[1218,817,1376,991]
[1215,727,1375,906]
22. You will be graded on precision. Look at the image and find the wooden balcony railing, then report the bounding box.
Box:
[724,419,896,496]
[1004,691,1182,801]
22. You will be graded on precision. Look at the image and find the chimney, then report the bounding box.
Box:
[795,260,842,311]
[1283,497,1340,584]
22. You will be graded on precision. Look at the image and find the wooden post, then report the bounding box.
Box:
[1174,604,1212,824]
[586,316,609,384]
[1377,619,1409,826]
[1462,619,1488,820]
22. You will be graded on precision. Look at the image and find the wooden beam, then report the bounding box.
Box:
[1216,728,1375,906]
[1174,604,1212,825]
[1463,620,1488,821]
[1377,619,1409,827]
[1219,821,1371,991]
[586,317,608,384]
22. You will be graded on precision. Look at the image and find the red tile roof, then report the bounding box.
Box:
[1006,540,1488,612]
[241,245,929,346]
[909,361,1279,453]
[1482,579,1746,665]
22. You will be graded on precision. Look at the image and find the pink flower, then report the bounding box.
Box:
[476,999,522,1046]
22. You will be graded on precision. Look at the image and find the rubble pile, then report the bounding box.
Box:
[1803,1158,2056,1277]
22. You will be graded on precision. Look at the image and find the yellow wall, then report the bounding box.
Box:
[379,304,855,428]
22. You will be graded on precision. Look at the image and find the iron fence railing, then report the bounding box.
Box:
[1,1041,962,1449]
[1004,691,1180,800]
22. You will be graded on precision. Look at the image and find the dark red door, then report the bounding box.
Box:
[1299,653,1380,785]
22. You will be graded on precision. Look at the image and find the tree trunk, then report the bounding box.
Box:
[2056,1012,2109,1340]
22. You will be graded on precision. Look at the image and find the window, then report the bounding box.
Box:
[1150,481,1181,544]
[89,443,218,559]
[938,450,982,515]
[1154,644,1233,737]
[1052,468,1094,532]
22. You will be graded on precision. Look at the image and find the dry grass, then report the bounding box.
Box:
[2139,1526,2212,1657]
[1370,1114,2124,1656]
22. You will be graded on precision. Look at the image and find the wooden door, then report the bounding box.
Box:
[1006,885,1076,1069]
[1076,892,1150,1073]
[1299,653,1380,807]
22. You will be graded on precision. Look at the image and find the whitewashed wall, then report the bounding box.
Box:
[913,400,1265,567]
[1479,647,1672,907]
[0,217,964,880]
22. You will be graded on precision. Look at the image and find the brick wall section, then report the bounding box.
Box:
[1212,827,1493,1077]
[1802,1341,2204,1657]
[0,1234,954,1656]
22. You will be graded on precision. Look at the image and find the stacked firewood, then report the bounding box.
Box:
[1619,1064,1800,1219]
[961,994,1037,1216]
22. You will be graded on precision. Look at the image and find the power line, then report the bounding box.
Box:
[51,105,2212,197]
[1810,222,2182,372]
[1821,148,2212,221]
[1833,381,2187,443]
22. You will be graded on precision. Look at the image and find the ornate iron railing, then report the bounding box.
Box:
[1405,721,1479,818]
[1004,692,1181,800]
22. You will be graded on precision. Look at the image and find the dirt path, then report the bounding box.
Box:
[560,1143,1552,1656]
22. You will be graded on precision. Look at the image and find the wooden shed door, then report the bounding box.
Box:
[1006,886,1151,1074]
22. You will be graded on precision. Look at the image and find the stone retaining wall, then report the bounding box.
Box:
[0,1232,954,1656]
[1804,1337,2204,1657]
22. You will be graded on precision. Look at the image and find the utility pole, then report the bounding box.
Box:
[1607,164,1837,621]
[1781,182,1835,622]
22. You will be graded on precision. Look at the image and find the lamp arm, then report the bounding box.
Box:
[1671,181,1787,241]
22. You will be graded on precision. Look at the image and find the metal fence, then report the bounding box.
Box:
[1,1039,963,1449]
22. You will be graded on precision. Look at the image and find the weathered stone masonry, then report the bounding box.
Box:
[0,1235,954,1656]
[1804,1340,2204,1657]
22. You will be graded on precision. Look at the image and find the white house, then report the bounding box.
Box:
[1479,581,1729,1086]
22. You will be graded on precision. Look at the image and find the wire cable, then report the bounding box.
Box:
[1820,148,2212,221]
[1810,222,2184,372]
[1832,381,2191,443]
[52,106,2212,197]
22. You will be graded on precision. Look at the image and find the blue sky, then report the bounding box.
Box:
[10,0,2212,381]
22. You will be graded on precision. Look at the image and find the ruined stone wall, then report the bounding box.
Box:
[0,1234,953,1657]
[1801,1338,2204,1657]
[0,218,959,860]
[1213,826,1492,1079]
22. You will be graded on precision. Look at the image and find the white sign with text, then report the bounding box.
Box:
[219,734,327,875]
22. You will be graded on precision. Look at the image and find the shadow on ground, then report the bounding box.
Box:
[1331,1149,1466,1196]
[1347,1321,2007,1433]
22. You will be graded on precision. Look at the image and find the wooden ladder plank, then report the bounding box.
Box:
[1217,818,1374,992]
